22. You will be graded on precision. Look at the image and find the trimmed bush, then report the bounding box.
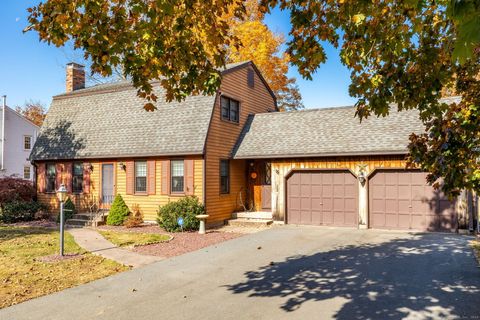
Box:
[107,194,130,226]
[157,196,204,232]
[124,204,144,228]
[56,197,76,223]
[1,200,45,223]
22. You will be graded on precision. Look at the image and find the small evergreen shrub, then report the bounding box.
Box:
[157,196,204,232]
[124,204,144,228]
[56,197,76,223]
[0,200,45,223]
[107,194,130,226]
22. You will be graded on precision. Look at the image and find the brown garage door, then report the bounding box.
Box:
[287,170,358,227]
[369,170,457,232]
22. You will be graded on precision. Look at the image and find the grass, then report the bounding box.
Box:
[99,230,171,247]
[0,226,129,309]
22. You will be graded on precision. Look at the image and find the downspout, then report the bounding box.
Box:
[1,95,5,171]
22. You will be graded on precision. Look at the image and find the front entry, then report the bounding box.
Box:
[101,164,114,205]
[261,162,272,210]
[286,170,358,227]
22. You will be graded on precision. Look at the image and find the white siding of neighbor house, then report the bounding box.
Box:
[0,107,39,180]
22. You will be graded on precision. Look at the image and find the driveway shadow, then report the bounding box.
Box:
[225,234,480,319]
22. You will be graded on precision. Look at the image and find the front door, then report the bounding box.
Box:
[101,164,114,205]
[261,162,272,210]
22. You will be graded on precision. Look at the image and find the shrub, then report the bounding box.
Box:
[0,200,45,223]
[56,197,76,223]
[124,204,144,228]
[157,196,204,232]
[107,194,130,226]
[0,176,35,205]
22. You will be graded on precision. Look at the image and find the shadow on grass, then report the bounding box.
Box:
[225,234,480,319]
[0,226,54,242]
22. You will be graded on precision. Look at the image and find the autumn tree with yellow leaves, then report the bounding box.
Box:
[225,0,303,111]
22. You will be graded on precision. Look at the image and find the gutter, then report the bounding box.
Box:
[232,150,409,160]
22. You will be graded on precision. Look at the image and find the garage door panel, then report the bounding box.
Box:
[398,185,411,199]
[369,170,457,232]
[287,171,358,227]
[385,185,397,198]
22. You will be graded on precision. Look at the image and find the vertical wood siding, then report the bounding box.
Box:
[36,156,203,221]
[270,155,408,221]
[204,65,276,223]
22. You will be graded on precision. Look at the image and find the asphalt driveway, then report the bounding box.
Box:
[1,226,479,320]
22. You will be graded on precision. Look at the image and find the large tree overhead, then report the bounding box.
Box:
[15,101,47,126]
[26,0,480,196]
[26,0,245,111]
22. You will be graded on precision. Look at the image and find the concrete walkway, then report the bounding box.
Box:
[1,226,479,320]
[68,228,162,268]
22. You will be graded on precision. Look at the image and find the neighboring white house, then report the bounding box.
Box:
[0,96,40,181]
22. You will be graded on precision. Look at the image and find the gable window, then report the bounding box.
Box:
[72,162,83,193]
[23,166,31,180]
[46,164,56,192]
[135,161,147,193]
[220,160,230,194]
[247,69,255,88]
[171,160,184,193]
[220,96,239,123]
[24,136,32,150]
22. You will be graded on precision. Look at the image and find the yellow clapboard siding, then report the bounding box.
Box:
[37,157,204,222]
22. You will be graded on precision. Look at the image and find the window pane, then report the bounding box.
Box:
[24,166,31,179]
[230,100,239,122]
[135,161,147,192]
[135,161,147,177]
[73,163,83,176]
[221,96,229,120]
[171,160,184,192]
[47,164,56,176]
[171,160,184,177]
[24,136,31,149]
[136,177,147,192]
[220,160,229,194]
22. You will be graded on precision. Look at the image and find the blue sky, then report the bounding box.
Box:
[0,2,355,110]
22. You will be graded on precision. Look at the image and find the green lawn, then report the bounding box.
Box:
[0,226,128,309]
[99,230,171,247]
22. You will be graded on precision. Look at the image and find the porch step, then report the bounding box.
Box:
[225,218,273,228]
[65,212,108,228]
[232,211,273,220]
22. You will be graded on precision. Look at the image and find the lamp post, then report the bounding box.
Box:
[57,184,67,256]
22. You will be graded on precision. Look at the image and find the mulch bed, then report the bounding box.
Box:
[97,224,243,258]
[36,253,82,263]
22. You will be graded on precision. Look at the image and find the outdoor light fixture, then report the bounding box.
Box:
[84,163,94,172]
[57,184,67,202]
[118,162,126,171]
[358,170,367,186]
[56,184,68,256]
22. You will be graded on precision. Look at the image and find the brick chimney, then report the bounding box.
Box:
[66,63,85,93]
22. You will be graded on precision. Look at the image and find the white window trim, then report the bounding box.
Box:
[23,135,32,151]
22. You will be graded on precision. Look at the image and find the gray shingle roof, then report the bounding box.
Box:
[232,102,454,159]
[30,85,216,160]
[31,61,256,161]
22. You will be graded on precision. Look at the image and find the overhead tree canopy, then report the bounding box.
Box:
[26,0,480,196]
